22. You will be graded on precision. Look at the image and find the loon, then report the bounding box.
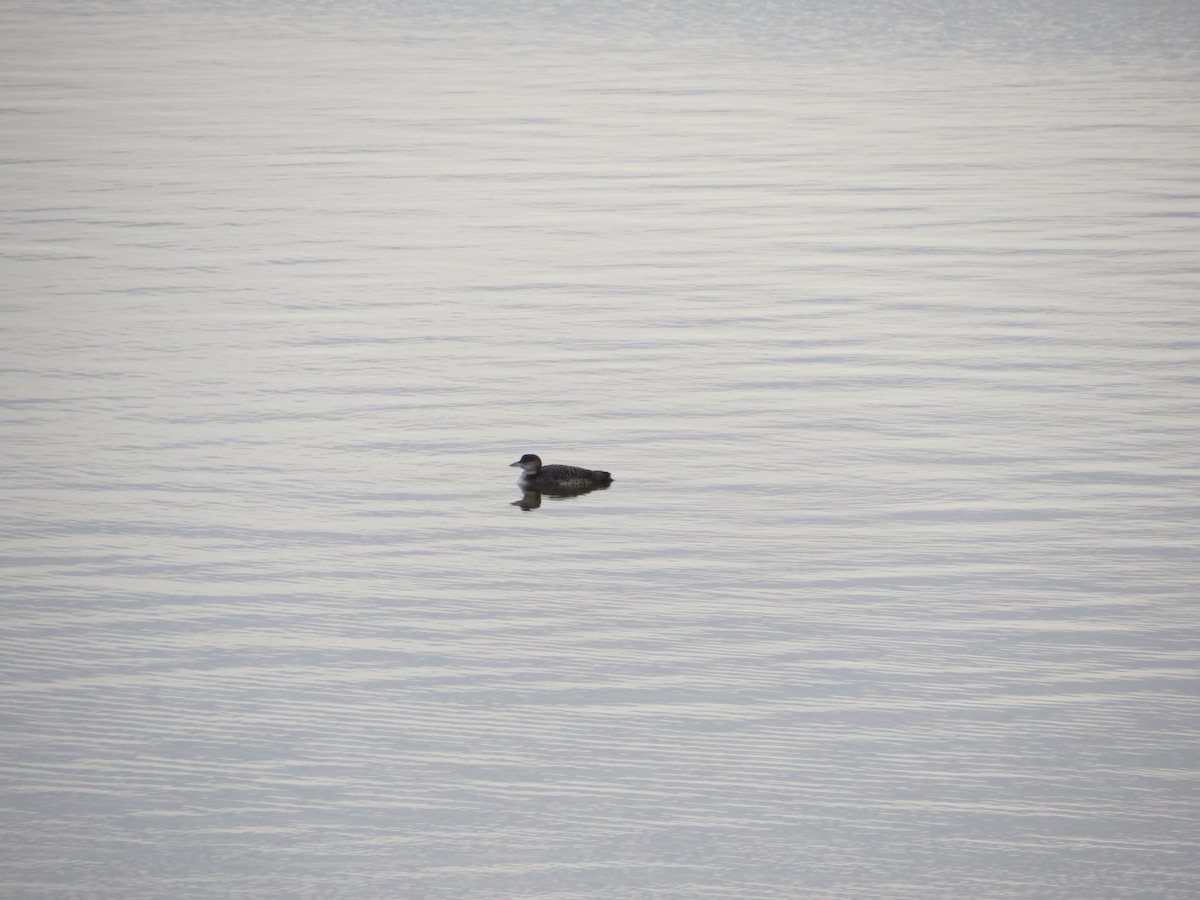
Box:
[509,453,614,492]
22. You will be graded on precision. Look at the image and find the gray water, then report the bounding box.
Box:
[3,1,1199,897]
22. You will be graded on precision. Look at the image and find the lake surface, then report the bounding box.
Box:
[3,1,1199,897]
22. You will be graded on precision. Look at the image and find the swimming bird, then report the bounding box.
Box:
[509,453,614,492]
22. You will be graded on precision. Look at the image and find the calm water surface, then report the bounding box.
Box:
[3,1,1199,897]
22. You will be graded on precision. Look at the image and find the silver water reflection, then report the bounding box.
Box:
[3,1,1199,898]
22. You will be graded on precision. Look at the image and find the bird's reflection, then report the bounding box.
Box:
[511,482,611,510]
